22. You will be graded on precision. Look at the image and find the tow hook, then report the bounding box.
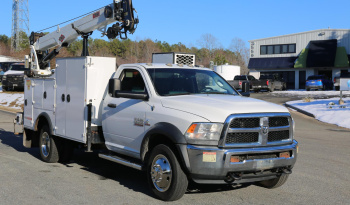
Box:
[225,172,243,183]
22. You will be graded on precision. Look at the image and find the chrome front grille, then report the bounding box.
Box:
[268,130,290,142]
[220,113,293,148]
[269,117,289,127]
[230,118,260,128]
[226,133,259,144]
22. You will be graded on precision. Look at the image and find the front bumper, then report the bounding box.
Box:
[186,140,298,184]
[2,79,24,89]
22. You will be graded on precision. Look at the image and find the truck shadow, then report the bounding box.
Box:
[0,128,252,198]
[70,150,154,198]
[0,129,40,158]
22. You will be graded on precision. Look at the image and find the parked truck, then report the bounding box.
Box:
[1,63,28,91]
[257,74,286,92]
[15,0,298,201]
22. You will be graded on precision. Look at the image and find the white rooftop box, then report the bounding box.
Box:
[152,52,195,66]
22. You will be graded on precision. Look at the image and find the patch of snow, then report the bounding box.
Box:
[272,90,350,98]
[286,97,350,129]
[0,91,24,110]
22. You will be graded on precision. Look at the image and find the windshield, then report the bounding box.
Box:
[234,76,246,80]
[247,75,256,80]
[147,68,238,96]
[9,64,28,71]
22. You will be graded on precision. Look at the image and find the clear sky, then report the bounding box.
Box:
[1,0,350,49]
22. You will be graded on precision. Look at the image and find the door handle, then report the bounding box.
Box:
[108,103,117,108]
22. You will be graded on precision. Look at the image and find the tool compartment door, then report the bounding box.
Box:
[65,58,86,142]
[23,78,33,128]
[55,58,86,143]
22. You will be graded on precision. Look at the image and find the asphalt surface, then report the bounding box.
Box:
[0,93,349,204]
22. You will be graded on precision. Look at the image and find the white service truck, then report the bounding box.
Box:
[16,0,298,201]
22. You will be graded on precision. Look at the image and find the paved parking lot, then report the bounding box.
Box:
[0,93,349,204]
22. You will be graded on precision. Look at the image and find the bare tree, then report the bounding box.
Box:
[197,33,221,60]
[229,37,249,74]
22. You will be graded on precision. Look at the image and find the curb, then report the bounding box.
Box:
[285,103,315,118]
[0,106,21,114]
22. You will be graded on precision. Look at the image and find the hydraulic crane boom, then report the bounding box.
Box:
[26,0,138,77]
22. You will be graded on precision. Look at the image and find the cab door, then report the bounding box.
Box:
[102,68,150,159]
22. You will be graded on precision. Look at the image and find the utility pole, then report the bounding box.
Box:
[11,0,29,51]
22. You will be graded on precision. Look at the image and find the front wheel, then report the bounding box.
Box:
[147,144,188,201]
[39,125,59,163]
[258,174,289,189]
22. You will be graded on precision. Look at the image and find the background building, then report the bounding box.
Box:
[248,29,350,89]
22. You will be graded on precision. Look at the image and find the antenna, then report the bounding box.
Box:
[11,0,30,51]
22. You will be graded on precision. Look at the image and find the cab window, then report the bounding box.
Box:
[120,69,146,93]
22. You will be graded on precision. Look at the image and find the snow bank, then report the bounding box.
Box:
[286,97,350,129]
[272,90,350,98]
[0,87,24,110]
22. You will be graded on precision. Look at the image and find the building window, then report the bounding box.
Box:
[274,45,281,54]
[260,44,296,55]
[288,44,296,53]
[267,45,274,54]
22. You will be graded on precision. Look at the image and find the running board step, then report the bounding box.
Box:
[98,153,143,171]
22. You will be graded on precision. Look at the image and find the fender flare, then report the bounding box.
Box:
[140,122,191,172]
[34,112,54,135]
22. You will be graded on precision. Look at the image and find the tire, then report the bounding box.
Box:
[39,125,59,163]
[322,85,326,91]
[335,86,340,91]
[147,144,188,201]
[2,86,7,92]
[306,88,310,91]
[258,174,289,189]
[269,85,275,92]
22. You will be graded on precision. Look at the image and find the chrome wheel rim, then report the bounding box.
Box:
[150,154,172,192]
[41,132,50,157]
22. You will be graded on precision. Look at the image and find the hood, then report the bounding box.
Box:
[4,70,24,75]
[161,94,289,122]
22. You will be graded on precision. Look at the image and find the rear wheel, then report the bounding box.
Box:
[147,144,188,201]
[39,125,59,163]
[269,85,275,92]
[258,174,289,189]
[2,86,7,91]
[306,88,310,91]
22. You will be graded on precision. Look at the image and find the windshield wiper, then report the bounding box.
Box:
[200,92,233,95]
[165,92,192,96]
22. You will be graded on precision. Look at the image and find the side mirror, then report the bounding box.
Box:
[239,81,250,97]
[109,78,121,97]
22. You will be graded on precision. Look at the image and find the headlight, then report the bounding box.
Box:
[185,123,223,145]
[2,75,6,80]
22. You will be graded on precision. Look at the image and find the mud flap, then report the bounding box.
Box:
[23,129,32,148]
